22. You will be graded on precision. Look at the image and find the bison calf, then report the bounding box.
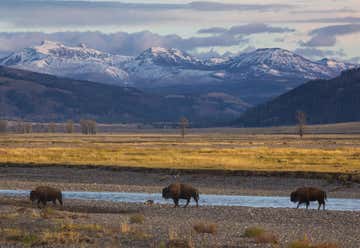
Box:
[30,186,63,208]
[290,187,327,210]
[162,183,199,208]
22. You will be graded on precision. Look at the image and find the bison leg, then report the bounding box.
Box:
[37,199,42,209]
[173,198,179,208]
[296,202,301,209]
[58,198,63,206]
[306,202,309,209]
[184,199,190,208]
[52,199,57,205]
[318,200,325,210]
[194,197,199,208]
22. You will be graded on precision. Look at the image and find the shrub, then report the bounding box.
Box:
[2,228,23,241]
[323,174,335,184]
[313,243,340,248]
[22,233,39,247]
[167,239,194,248]
[351,174,360,184]
[128,228,152,240]
[243,226,265,238]
[120,223,130,234]
[42,230,82,244]
[40,207,57,219]
[289,240,311,248]
[338,174,349,184]
[129,214,145,224]
[255,232,279,244]
[289,240,339,248]
[193,222,217,234]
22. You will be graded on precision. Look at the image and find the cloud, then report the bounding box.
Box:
[302,24,360,47]
[0,1,292,28]
[294,47,346,60]
[0,31,247,56]
[295,16,360,23]
[198,23,294,35]
[228,24,294,35]
[198,27,228,34]
[0,1,291,12]
[187,2,291,12]
[290,7,357,14]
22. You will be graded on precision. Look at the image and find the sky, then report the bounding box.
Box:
[0,0,359,62]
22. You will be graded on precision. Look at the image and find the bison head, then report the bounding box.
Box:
[290,191,298,202]
[29,190,37,202]
[162,187,171,199]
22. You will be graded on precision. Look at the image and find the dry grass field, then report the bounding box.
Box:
[0,130,360,174]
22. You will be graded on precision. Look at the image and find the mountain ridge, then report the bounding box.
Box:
[1,41,357,87]
[234,68,360,127]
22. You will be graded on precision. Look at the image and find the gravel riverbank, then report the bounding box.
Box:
[0,195,359,247]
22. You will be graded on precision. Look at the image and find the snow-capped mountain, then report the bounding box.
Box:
[135,47,202,67]
[0,40,132,85]
[124,47,217,86]
[0,41,357,93]
[221,48,352,80]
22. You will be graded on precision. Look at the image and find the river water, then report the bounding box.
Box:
[1,189,359,211]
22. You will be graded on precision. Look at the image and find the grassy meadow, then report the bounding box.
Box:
[0,131,360,174]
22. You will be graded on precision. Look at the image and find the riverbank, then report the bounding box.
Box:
[0,166,359,199]
[0,195,359,247]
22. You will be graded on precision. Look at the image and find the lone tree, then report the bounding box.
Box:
[296,111,306,138]
[0,120,8,133]
[24,122,32,133]
[15,120,25,133]
[65,120,74,133]
[48,122,57,133]
[179,117,189,138]
[80,119,97,135]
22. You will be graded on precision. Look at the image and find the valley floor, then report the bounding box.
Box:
[0,131,359,247]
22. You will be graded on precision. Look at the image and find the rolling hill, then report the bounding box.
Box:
[0,66,249,125]
[235,68,360,127]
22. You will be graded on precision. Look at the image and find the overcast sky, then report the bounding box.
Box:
[0,0,359,62]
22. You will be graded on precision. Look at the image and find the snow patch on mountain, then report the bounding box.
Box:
[0,40,132,85]
[135,47,202,67]
[223,48,346,79]
[316,58,357,72]
[0,42,358,88]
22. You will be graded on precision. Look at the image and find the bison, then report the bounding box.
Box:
[30,186,63,208]
[162,183,199,208]
[290,187,327,210]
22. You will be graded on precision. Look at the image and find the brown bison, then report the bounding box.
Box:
[30,186,63,208]
[162,183,199,208]
[290,187,327,210]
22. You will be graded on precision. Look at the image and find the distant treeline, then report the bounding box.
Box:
[0,119,97,135]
